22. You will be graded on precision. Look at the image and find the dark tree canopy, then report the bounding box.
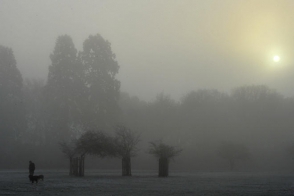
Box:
[75,131,117,157]
[148,141,182,160]
[149,141,182,177]
[0,45,23,95]
[0,45,25,141]
[44,35,84,142]
[23,78,46,144]
[80,34,120,130]
[47,35,81,91]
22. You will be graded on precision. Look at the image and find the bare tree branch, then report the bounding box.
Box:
[148,140,182,160]
[114,124,140,158]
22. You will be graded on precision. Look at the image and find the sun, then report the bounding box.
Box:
[273,55,280,62]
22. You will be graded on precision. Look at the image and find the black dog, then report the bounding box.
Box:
[29,175,44,183]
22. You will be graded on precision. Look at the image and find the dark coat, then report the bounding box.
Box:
[29,162,35,171]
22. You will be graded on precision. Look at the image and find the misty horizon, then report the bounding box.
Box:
[2,0,294,101]
[2,1,294,195]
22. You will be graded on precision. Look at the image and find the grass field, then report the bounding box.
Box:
[0,170,294,195]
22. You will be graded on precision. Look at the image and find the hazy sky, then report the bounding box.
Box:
[1,0,294,101]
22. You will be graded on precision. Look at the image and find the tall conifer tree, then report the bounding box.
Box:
[80,34,120,130]
[0,45,25,143]
[45,35,84,142]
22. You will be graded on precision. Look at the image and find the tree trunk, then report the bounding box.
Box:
[70,155,85,177]
[122,156,132,176]
[72,157,77,176]
[158,158,169,177]
[78,155,85,177]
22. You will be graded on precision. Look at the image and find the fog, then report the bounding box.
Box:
[2,0,294,100]
[1,0,294,173]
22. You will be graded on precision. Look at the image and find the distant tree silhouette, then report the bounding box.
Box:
[44,35,84,143]
[59,140,78,175]
[148,141,182,177]
[115,125,140,176]
[118,92,147,128]
[76,131,117,157]
[0,45,25,143]
[231,85,283,122]
[218,141,250,170]
[231,85,281,103]
[23,78,46,145]
[80,34,120,131]
[60,131,117,177]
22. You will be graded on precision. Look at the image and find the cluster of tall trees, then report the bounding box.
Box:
[1,34,294,171]
[0,45,26,166]
[0,34,120,167]
[44,34,120,143]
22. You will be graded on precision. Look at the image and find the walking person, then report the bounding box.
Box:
[29,161,35,175]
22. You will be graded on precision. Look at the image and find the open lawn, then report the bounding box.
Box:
[0,170,294,195]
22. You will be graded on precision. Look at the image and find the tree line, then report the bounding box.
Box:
[1,34,294,172]
[119,87,294,171]
[0,34,120,168]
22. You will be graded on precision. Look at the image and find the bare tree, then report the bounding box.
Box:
[115,125,140,176]
[59,140,78,175]
[148,141,182,177]
[60,131,117,177]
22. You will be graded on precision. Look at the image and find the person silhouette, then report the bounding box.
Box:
[29,161,35,175]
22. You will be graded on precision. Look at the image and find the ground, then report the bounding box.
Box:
[0,170,294,195]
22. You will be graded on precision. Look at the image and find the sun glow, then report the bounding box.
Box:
[273,55,280,62]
